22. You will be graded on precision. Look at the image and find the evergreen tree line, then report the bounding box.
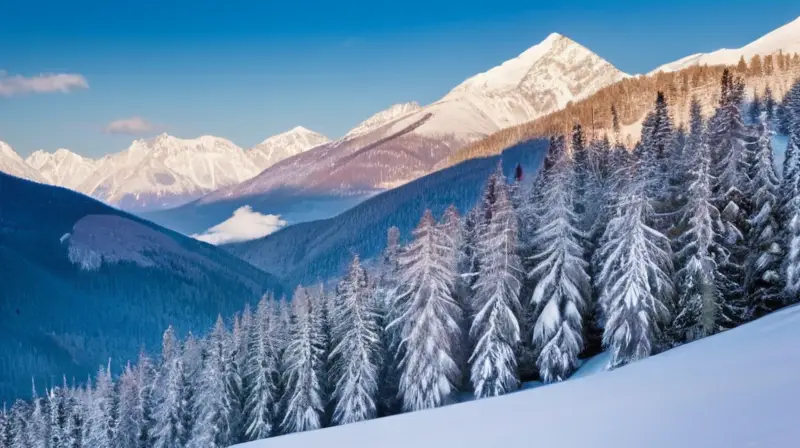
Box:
[2,71,800,448]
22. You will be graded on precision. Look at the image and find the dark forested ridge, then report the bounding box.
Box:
[0,173,285,402]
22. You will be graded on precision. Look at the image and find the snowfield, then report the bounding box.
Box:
[235,305,800,448]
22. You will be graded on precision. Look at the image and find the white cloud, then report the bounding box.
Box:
[0,70,89,96]
[104,116,162,135]
[192,205,287,245]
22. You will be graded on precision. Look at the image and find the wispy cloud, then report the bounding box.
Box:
[0,70,89,96]
[104,116,163,136]
[192,205,287,245]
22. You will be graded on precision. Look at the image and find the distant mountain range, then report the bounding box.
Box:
[0,171,285,402]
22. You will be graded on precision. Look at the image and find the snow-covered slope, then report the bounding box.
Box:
[247,126,330,170]
[652,15,800,73]
[77,133,261,211]
[236,304,800,448]
[0,140,46,182]
[25,148,98,190]
[343,102,422,139]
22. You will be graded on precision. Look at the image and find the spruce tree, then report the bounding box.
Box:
[375,228,403,417]
[764,86,776,121]
[330,256,381,425]
[243,295,282,441]
[0,404,9,448]
[9,400,28,448]
[528,134,590,382]
[392,210,462,411]
[709,70,753,325]
[28,384,48,448]
[745,116,783,315]
[747,90,762,124]
[469,178,522,396]
[151,327,188,448]
[115,363,145,448]
[596,168,673,368]
[671,113,737,344]
[188,317,237,448]
[85,364,115,448]
[280,286,326,434]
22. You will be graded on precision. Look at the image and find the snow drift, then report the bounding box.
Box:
[234,304,800,448]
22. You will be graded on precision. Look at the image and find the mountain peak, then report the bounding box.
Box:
[249,126,330,170]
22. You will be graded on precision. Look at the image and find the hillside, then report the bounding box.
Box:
[0,172,285,402]
[235,304,800,448]
[446,50,800,168]
[224,139,547,287]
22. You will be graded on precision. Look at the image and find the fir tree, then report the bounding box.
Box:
[9,400,28,448]
[115,363,146,448]
[243,296,282,441]
[0,404,9,448]
[151,327,188,448]
[188,317,237,448]
[596,169,674,368]
[671,114,737,344]
[280,286,327,434]
[745,116,783,315]
[375,228,403,417]
[528,135,591,382]
[469,178,522,396]
[28,383,48,448]
[391,210,463,411]
[329,256,382,425]
[85,364,115,448]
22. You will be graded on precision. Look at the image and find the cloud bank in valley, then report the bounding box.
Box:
[192,205,287,245]
[0,70,89,96]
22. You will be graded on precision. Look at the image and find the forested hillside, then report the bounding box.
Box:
[447,52,800,166]
[0,174,284,402]
[3,70,799,448]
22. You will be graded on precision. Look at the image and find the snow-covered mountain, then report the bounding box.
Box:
[652,15,800,73]
[76,133,261,211]
[25,148,98,190]
[247,126,330,170]
[0,140,46,183]
[177,32,624,223]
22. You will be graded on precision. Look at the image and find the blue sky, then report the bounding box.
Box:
[0,0,797,158]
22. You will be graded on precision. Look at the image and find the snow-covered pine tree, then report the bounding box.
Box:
[439,205,470,389]
[709,70,753,325]
[115,363,145,448]
[329,255,381,425]
[776,88,792,135]
[0,404,9,448]
[151,326,188,448]
[280,286,327,434]
[8,400,28,448]
[764,86,776,121]
[375,228,404,417]
[85,364,115,448]
[188,316,237,448]
[392,210,463,411]
[27,382,48,448]
[243,295,282,441]
[571,123,589,220]
[783,79,800,304]
[745,115,783,316]
[748,90,762,124]
[180,332,201,440]
[595,163,674,368]
[671,110,737,344]
[62,384,84,448]
[469,176,523,395]
[638,91,676,231]
[528,134,591,382]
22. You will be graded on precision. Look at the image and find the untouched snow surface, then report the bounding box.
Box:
[247,126,330,170]
[235,305,800,448]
